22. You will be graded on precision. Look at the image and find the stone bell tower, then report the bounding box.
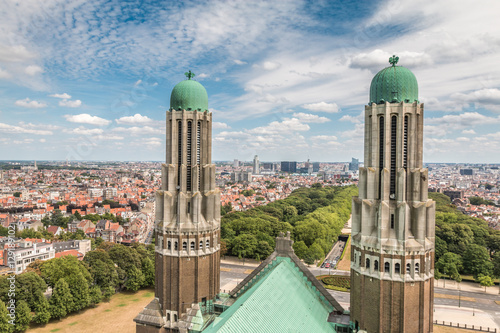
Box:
[350,56,435,333]
[135,71,220,333]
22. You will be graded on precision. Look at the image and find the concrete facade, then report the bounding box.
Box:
[350,101,435,333]
[135,108,220,333]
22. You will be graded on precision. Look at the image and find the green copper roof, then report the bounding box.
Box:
[204,257,336,333]
[369,55,418,104]
[170,71,208,111]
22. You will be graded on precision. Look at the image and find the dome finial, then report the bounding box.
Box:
[184,70,195,80]
[389,55,399,66]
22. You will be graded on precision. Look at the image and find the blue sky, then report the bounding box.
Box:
[1,0,499,163]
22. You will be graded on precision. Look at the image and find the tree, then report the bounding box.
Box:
[220,239,228,258]
[292,240,308,259]
[15,271,47,311]
[0,301,13,333]
[83,249,119,292]
[231,234,258,259]
[66,272,90,312]
[493,252,500,294]
[88,285,103,307]
[49,279,73,319]
[478,275,494,292]
[125,266,145,292]
[254,240,273,260]
[141,256,155,287]
[462,244,493,278]
[436,252,462,282]
[32,290,51,325]
[13,300,31,333]
[304,243,324,265]
[74,210,82,221]
[40,255,92,289]
[13,192,21,198]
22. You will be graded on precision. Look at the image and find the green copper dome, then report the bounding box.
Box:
[170,71,208,111]
[369,55,418,104]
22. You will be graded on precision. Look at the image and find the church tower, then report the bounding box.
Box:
[135,71,220,333]
[350,56,435,333]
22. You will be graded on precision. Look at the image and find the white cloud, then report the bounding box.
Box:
[349,49,432,71]
[64,127,104,135]
[24,65,43,76]
[213,122,230,129]
[59,99,82,108]
[50,93,71,99]
[311,135,338,141]
[115,114,156,125]
[302,102,339,113]
[134,79,142,86]
[0,122,52,135]
[248,118,309,135]
[39,138,46,143]
[15,98,47,108]
[234,60,247,65]
[340,113,363,124]
[292,112,329,123]
[451,88,500,111]
[0,68,11,79]
[462,129,476,135]
[0,45,35,63]
[253,61,281,71]
[112,126,163,136]
[427,112,500,128]
[198,73,209,78]
[64,114,110,126]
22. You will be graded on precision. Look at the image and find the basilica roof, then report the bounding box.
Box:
[170,70,209,111]
[369,55,419,104]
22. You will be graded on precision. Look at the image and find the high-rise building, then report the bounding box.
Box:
[459,168,474,176]
[350,56,435,332]
[135,72,220,333]
[253,155,259,175]
[233,159,239,168]
[348,158,359,171]
[281,161,297,173]
[312,162,320,172]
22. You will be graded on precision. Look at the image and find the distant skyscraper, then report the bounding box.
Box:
[135,72,220,333]
[460,168,474,176]
[281,161,297,173]
[351,56,435,332]
[252,155,259,175]
[348,158,359,171]
[312,162,320,172]
[233,159,239,168]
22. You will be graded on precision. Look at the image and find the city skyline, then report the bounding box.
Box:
[1,0,500,163]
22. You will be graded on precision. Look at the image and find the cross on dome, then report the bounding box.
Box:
[185,70,195,80]
[389,55,399,66]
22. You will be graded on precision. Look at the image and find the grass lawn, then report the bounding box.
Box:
[336,236,351,271]
[27,289,154,333]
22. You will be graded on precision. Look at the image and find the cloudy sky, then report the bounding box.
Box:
[0,0,499,163]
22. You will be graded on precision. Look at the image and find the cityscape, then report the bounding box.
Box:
[1,1,500,333]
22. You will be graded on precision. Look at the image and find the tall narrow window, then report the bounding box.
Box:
[415,263,420,273]
[197,121,201,191]
[384,262,390,273]
[390,115,397,198]
[374,260,379,271]
[177,121,182,187]
[395,263,400,274]
[366,258,370,269]
[406,263,411,274]
[378,116,384,199]
[403,115,408,170]
[391,214,395,229]
[186,121,192,191]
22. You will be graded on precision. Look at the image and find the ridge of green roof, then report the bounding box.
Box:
[204,257,337,333]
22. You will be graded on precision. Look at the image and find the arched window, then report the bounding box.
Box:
[378,116,384,199]
[174,241,178,251]
[374,260,379,271]
[366,258,370,269]
[406,263,411,274]
[395,263,401,274]
[390,115,397,197]
[206,240,210,248]
[168,241,171,250]
[182,242,187,250]
[186,121,192,191]
[384,262,390,273]
[199,240,203,249]
[190,241,195,250]
[415,263,420,273]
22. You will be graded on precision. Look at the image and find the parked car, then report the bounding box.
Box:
[325,263,330,268]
